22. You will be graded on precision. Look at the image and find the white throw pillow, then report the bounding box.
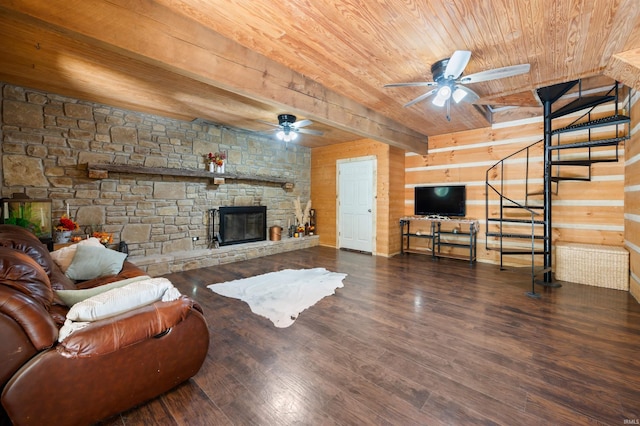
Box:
[64,245,127,281]
[65,277,181,322]
[55,275,151,307]
[50,237,104,272]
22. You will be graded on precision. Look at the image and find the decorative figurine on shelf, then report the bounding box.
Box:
[308,208,316,235]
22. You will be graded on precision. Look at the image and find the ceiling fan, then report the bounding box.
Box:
[384,50,530,121]
[258,114,324,142]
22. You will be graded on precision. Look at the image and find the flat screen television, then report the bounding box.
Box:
[414,185,466,217]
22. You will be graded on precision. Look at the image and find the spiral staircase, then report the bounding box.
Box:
[485,80,630,297]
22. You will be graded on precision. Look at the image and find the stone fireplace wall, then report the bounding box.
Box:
[0,82,311,258]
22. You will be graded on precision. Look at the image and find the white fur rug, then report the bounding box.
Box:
[207,268,347,328]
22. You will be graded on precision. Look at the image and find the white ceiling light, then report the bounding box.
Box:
[452,87,468,103]
[432,85,452,107]
[276,129,298,142]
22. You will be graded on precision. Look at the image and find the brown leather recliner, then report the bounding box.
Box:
[0,225,210,426]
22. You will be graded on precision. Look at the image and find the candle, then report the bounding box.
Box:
[66,202,69,217]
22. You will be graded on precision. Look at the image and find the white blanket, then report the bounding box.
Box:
[58,277,182,342]
[207,268,347,328]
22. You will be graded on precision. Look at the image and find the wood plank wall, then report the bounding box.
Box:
[311,90,637,304]
[626,90,640,302]
[405,105,627,268]
[310,139,403,257]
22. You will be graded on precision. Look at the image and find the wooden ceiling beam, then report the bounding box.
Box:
[605,49,640,91]
[0,1,428,153]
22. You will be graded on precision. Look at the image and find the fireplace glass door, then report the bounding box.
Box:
[219,206,266,246]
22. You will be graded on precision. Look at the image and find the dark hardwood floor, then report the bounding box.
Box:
[101,246,640,425]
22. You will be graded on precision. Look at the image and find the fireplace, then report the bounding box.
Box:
[217,206,266,246]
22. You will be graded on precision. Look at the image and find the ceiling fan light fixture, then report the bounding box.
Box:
[276,129,298,142]
[432,95,446,107]
[432,85,452,107]
[452,87,467,103]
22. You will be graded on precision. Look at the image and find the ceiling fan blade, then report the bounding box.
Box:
[453,85,480,103]
[257,120,281,128]
[297,128,324,136]
[403,88,438,108]
[384,81,438,88]
[293,119,313,128]
[459,63,531,84]
[444,50,471,79]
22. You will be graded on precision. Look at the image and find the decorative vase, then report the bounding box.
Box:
[217,161,225,174]
[209,162,215,173]
[54,230,72,243]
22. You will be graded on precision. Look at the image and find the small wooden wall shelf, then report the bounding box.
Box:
[87,163,294,189]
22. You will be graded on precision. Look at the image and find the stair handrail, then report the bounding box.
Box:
[485,138,543,258]
[486,137,544,173]
[485,138,543,213]
[486,184,540,216]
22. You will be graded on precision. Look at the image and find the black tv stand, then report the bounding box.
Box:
[400,216,478,264]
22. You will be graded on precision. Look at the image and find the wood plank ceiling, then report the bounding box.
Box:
[1,0,639,152]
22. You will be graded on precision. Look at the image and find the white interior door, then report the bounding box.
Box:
[338,158,375,253]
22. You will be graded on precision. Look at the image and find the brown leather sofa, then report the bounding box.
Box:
[0,225,209,426]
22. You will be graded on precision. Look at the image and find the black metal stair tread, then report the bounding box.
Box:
[550,159,619,166]
[486,247,545,256]
[484,247,547,255]
[551,176,591,182]
[550,95,616,119]
[503,204,544,209]
[552,114,630,133]
[501,249,547,255]
[487,218,545,224]
[548,136,628,150]
[536,80,578,104]
[486,232,546,239]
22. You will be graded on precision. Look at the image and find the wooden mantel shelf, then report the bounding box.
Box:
[87,163,294,189]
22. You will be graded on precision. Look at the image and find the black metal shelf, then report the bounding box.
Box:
[400,217,477,264]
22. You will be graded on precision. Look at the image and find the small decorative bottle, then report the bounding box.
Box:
[309,209,316,235]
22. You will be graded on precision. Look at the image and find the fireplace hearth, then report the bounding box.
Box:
[215,206,267,246]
